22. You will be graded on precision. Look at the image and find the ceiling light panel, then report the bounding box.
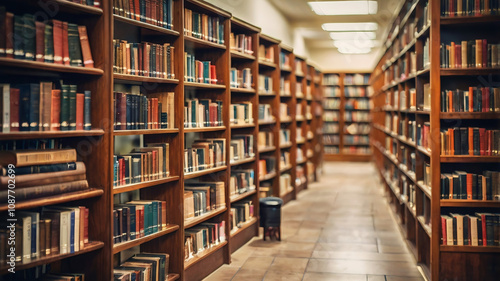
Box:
[329,31,376,40]
[308,1,378,15]
[322,22,378,31]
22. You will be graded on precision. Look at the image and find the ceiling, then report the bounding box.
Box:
[268,0,401,55]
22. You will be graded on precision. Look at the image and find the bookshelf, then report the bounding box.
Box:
[305,62,317,183]
[323,72,372,162]
[370,0,500,280]
[311,66,324,180]
[293,54,308,194]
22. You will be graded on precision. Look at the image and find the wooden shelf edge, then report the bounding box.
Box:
[184,35,227,49]
[440,245,500,253]
[230,50,256,60]
[259,172,277,181]
[417,216,432,238]
[440,156,500,163]
[0,58,104,75]
[184,126,226,133]
[184,241,228,270]
[113,73,179,84]
[258,146,276,153]
[114,128,179,135]
[230,189,257,203]
[230,157,256,166]
[184,166,227,179]
[113,14,180,36]
[184,207,227,229]
[113,176,180,194]
[440,200,500,208]
[113,225,180,254]
[167,273,180,281]
[0,129,105,140]
[184,81,226,89]
[230,217,258,237]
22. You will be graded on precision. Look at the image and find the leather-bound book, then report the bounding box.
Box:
[84,90,91,130]
[60,84,69,131]
[0,7,6,57]
[13,15,24,59]
[22,14,36,61]
[67,23,82,66]
[68,84,77,131]
[9,87,20,132]
[76,93,84,130]
[35,21,45,62]
[44,24,54,63]
[52,19,63,64]
[50,89,61,131]
[78,25,94,68]
[62,21,70,65]
[39,82,52,131]
[0,149,77,167]
[5,12,14,58]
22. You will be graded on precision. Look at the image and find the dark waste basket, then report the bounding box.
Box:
[259,197,283,241]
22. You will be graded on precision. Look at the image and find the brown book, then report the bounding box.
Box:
[52,19,63,64]
[76,93,84,130]
[78,25,94,68]
[42,213,59,255]
[10,87,20,132]
[43,219,51,256]
[0,148,77,167]
[39,219,46,257]
[0,180,89,201]
[40,82,52,131]
[476,39,482,68]
[35,21,45,62]
[5,12,14,58]
[184,191,195,219]
[62,21,69,65]
[51,89,61,131]
[0,161,86,189]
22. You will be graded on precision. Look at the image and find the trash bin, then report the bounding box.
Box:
[259,197,283,241]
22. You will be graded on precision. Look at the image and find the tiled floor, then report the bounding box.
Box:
[203,162,425,281]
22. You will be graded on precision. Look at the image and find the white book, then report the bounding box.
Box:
[0,84,10,133]
[21,215,32,263]
[469,215,478,246]
[19,212,39,259]
[446,216,454,245]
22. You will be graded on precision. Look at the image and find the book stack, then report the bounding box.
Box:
[279,129,291,145]
[441,87,500,112]
[0,9,94,67]
[113,200,167,244]
[280,77,291,96]
[184,98,223,128]
[344,86,367,97]
[345,123,370,135]
[230,169,255,197]
[113,143,170,187]
[114,91,175,130]
[279,52,291,68]
[440,40,500,68]
[259,157,276,178]
[258,104,274,122]
[344,135,370,145]
[112,40,175,78]
[324,123,339,134]
[323,74,340,85]
[297,148,305,162]
[279,174,292,196]
[440,127,499,155]
[324,146,339,154]
[441,0,500,16]
[440,170,500,200]
[113,0,174,29]
[230,135,254,163]
[184,9,224,44]
[296,83,303,97]
[230,33,253,55]
[440,213,500,246]
[230,200,253,232]
[184,181,226,218]
[343,146,371,154]
[280,151,291,168]
[184,221,226,260]
[344,111,370,122]
[114,252,170,281]
[422,161,431,188]
[296,103,303,118]
[230,68,252,89]
[423,38,430,69]
[258,131,274,149]
[258,75,273,94]
[258,45,274,63]
[295,59,304,76]
[230,102,253,125]
[402,179,416,208]
[323,135,339,146]
[324,86,341,98]
[344,74,369,85]
[323,112,339,122]
[279,103,290,120]
[184,53,218,84]
[0,83,92,132]
[184,139,226,173]
[0,149,89,201]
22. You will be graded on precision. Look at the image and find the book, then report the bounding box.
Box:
[0,149,77,167]
[184,8,224,44]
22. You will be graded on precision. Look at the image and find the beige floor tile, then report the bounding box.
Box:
[303,272,367,281]
[311,251,414,262]
[231,268,267,280]
[203,265,240,281]
[241,256,275,271]
[263,270,304,281]
[269,257,309,273]
[314,242,379,253]
[306,259,422,277]
[367,275,386,281]
[385,276,425,281]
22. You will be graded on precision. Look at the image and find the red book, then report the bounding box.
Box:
[468,127,473,155]
[487,130,492,156]
[152,98,158,129]
[9,88,20,131]
[119,158,125,185]
[482,39,487,67]
[62,21,69,65]
[158,0,163,27]
[50,89,61,131]
[52,19,63,64]
[448,90,453,112]
[479,128,486,155]
[84,207,89,246]
[478,213,487,246]
[450,0,454,16]
[76,93,84,130]
[35,21,45,62]
[138,44,143,76]
[468,87,474,112]
[152,0,157,26]
[134,0,141,21]
[475,0,480,15]
[485,87,490,112]
[210,65,217,84]
[146,0,151,24]
[138,207,144,237]
[466,173,473,200]
[144,43,150,77]
[5,12,14,58]
[441,216,447,245]
[78,26,94,68]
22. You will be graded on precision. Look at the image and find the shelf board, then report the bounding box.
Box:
[280,142,292,149]
[417,146,431,157]
[230,123,255,129]
[113,225,180,254]
[440,112,500,119]
[113,15,180,36]
[258,119,276,125]
[280,66,292,73]
[231,87,256,94]
[184,82,226,89]
[440,200,500,208]
[296,116,305,122]
[0,58,104,75]
[258,92,276,97]
[441,68,500,76]
[184,126,226,133]
[184,166,227,180]
[167,273,180,281]
[416,181,432,199]
[0,241,104,274]
[343,143,370,146]
[113,176,180,194]
[440,15,500,25]
[230,157,256,166]
[258,60,277,69]
[230,50,256,60]
[259,171,277,181]
[230,217,258,237]
[417,216,432,238]
[297,159,306,165]
[113,73,179,84]
[416,67,430,76]
[296,138,306,144]
[440,156,500,163]
[230,189,257,203]
[295,72,305,78]
[0,129,105,140]
[184,35,226,50]
[440,245,500,253]
[0,188,103,212]
[184,241,227,269]
[258,146,276,153]
[114,128,179,136]
[184,207,227,229]
[3,0,103,15]
[280,93,292,98]
[280,117,293,123]
[280,164,293,173]
[344,108,371,111]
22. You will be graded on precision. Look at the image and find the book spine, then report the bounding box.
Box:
[84,90,91,130]
[68,85,77,131]
[76,93,84,130]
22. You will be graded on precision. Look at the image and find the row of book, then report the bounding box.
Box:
[184,98,223,128]
[344,135,370,145]
[323,112,339,122]
[258,74,273,94]
[280,77,291,96]
[345,99,371,110]
[345,123,371,135]
[230,102,253,125]
[280,151,291,168]
[343,146,371,154]
[1,83,91,133]
[323,74,340,86]
[1,206,89,264]
[389,89,417,111]
[440,127,499,156]
[114,91,175,130]
[184,8,224,45]
[230,170,255,197]
[184,221,226,260]
[114,252,170,281]
[230,68,252,89]
[230,135,254,163]
[441,0,500,17]
[259,157,276,179]
[230,200,254,232]
[230,33,253,55]
[113,40,175,79]
[323,86,341,98]
[113,143,170,187]
[345,87,369,97]
[184,52,218,84]
[279,174,292,196]
[440,170,499,200]
[441,212,500,246]
[280,129,291,145]
[258,131,274,149]
[323,99,339,110]
[113,0,174,29]
[0,149,90,201]
[423,38,430,69]
[258,104,274,122]
[184,181,225,219]
[113,200,167,244]
[279,103,290,120]
[324,146,339,154]
[441,87,500,112]
[0,9,94,67]
[344,111,370,122]
[323,135,339,145]
[280,52,291,69]
[440,40,500,69]
[258,45,274,63]
[323,123,339,134]
[401,177,416,208]
[184,139,226,173]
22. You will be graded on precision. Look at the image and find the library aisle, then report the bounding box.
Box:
[204,162,425,281]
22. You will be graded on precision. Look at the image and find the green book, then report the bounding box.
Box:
[68,84,77,131]
[67,23,82,66]
[22,14,35,61]
[60,84,70,131]
[44,24,54,63]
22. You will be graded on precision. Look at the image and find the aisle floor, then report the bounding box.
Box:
[204,162,425,281]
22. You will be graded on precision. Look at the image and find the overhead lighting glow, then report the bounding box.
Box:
[329,31,376,40]
[333,39,379,49]
[322,22,378,32]
[337,46,372,54]
[308,1,378,15]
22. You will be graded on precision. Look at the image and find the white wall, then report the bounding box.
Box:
[309,49,381,72]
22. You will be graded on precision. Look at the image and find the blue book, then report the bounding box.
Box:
[68,210,75,253]
[84,91,91,130]
[203,61,210,84]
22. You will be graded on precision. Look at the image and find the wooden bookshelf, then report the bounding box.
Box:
[370,1,500,280]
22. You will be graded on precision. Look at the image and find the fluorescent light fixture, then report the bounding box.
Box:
[322,22,378,31]
[333,39,379,49]
[337,46,372,54]
[329,31,376,40]
[308,1,378,15]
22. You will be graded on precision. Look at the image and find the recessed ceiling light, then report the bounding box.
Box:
[322,22,378,32]
[308,1,378,15]
[337,46,372,54]
[333,39,379,49]
[329,32,376,40]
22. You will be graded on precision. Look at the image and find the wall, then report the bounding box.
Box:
[309,48,382,72]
